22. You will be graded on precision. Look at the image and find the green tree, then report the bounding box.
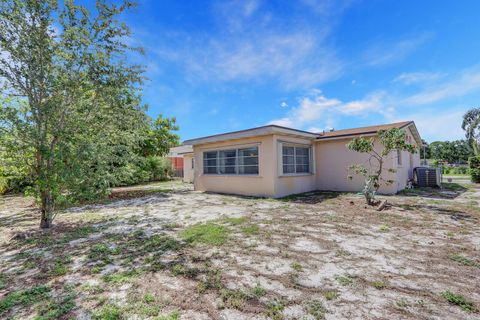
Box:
[462,108,480,155]
[347,128,417,205]
[141,115,180,157]
[429,140,473,163]
[0,0,146,228]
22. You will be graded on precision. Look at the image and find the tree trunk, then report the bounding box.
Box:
[40,189,54,228]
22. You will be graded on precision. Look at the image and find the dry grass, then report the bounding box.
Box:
[0,180,479,319]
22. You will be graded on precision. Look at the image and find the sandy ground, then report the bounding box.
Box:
[0,180,479,319]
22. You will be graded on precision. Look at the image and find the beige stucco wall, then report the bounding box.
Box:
[191,127,420,197]
[193,135,276,197]
[394,127,421,190]
[315,137,398,194]
[183,154,194,183]
[272,135,317,198]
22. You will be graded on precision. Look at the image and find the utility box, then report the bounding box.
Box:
[413,167,442,187]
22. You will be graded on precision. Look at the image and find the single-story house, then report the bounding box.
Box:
[168,145,193,179]
[181,121,421,198]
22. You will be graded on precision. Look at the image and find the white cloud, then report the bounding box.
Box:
[268,90,386,130]
[404,69,480,105]
[280,101,288,108]
[393,72,446,85]
[397,110,466,142]
[363,33,433,66]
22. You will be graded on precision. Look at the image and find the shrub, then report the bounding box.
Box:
[469,156,480,183]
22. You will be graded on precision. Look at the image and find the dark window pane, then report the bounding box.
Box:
[239,165,259,174]
[203,159,217,167]
[204,151,217,159]
[239,156,258,166]
[219,149,236,158]
[296,164,309,173]
[282,146,294,156]
[283,164,295,174]
[204,166,217,174]
[238,147,258,157]
[295,147,309,156]
[283,155,294,165]
[219,166,236,174]
[295,156,309,165]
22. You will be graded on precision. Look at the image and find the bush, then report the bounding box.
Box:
[114,156,173,187]
[469,156,480,183]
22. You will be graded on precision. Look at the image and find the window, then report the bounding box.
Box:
[282,145,311,174]
[397,149,402,166]
[191,158,194,169]
[203,147,259,175]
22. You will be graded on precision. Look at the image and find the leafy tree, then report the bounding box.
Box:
[0,0,146,228]
[347,128,417,205]
[429,140,473,163]
[419,139,430,160]
[141,115,180,157]
[462,108,480,155]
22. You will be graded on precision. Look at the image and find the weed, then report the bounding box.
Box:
[0,285,50,315]
[170,264,199,278]
[197,269,223,293]
[92,303,122,320]
[335,249,352,257]
[291,262,303,272]
[143,294,155,304]
[156,310,180,320]
[241,224,260,235]
[450,254,480,268]
[446,231,455,239]
[103,270,140,284]
[379,224,389,232]
[441,290,477,312]
[308,300,326,319]
[251,284,267,298]
[220,288,247,310]
[35,288,76,320]
[0,273,6,290]
[395,298,410,309]
[335,274,354,286]
[265,299,284,320]
[323,290,339,300]
[181,222,228,245]
[372,281,387,289]
[223,217,247,225]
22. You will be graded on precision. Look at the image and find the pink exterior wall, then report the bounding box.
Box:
[190,126,420,197]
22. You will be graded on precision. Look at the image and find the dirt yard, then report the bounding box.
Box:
[0,180,479,319]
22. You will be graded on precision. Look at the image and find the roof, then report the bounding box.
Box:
[168,145,193,156]
[316,121,413,139]
[182,121,421,146]
[183,125,318,146]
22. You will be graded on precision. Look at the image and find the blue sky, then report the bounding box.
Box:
[122,0,480,142]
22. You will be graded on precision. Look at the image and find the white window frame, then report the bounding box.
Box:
[202,146,259,175]
[279,142,313,176]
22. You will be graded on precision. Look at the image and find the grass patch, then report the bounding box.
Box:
[335,274,354,286]
[181,222,228,245]
[241,224,259,235]
[323,290,339,300]
[308,299,326,319]
[450,254,480,268]
[157,311,180,320]
[0,285,50,315]
[265,299,284,320]
[441,290,477,312]
[103,270,141,284]
[251,284,267,297]
[371,280,387,290]
[93,303,122,320]
[35,287,76,320]
[223,217,248,225]
[291,262,303,272]
[220,288,248,310]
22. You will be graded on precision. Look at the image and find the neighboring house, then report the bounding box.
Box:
[182,121,422,198]
[168,145,193,182]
